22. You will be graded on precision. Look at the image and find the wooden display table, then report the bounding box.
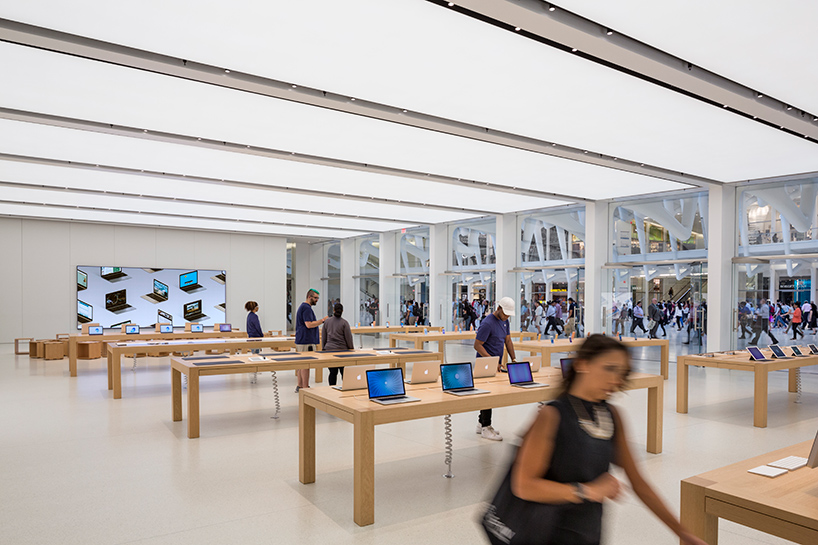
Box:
[389,330,476,350]
[67,329,247,377]
[514,337,671,379]
[681,440,818,544]
[77,341,102,360]
[106,337,297,399]
[14,337,33,355]
[351,325,442,335]
[42,341,64,360]
[170,349,442,438]
[299,367,663,526]
[677,348,817,428]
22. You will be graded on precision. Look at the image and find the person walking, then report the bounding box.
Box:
[295,289,328,392]
[791,302,804,340]
[674,303,683,331]
[496,335,706,545]
[321,302,354,386]
[749,299,779,346]
[737,302,752,340]
[565,297,578,338]
[648,298,662,339]
[544,301,563,337]
[810,301,818,334]
[473,297,518,441]
[630,301,647,335]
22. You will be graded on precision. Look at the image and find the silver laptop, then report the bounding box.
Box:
[333,364,376,391]
[528,355,542,373]
[405,361,441,384]
[507,362,547,388]
[367,368,421,405]
[473,357,499,378]
[441,362,489,396]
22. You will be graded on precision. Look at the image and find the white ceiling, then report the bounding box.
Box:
[556,0,818,115]
[2,0,817,182]
[0,42,687,200]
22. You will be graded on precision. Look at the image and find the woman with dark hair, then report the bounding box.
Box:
[505,335,706,545]
[245,301,263,354]
[321,302,354,386]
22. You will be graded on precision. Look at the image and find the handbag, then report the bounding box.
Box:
[481,452,562,545]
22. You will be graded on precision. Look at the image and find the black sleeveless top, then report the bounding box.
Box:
[544,394,617,545]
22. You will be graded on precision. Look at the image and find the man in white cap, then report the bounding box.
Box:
[473,296,518,441]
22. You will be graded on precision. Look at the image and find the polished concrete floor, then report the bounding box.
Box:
[2,328,816,544]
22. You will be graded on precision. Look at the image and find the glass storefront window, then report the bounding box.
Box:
[450,219,496,330]
[358,236,379,326]
[399,229,430,326]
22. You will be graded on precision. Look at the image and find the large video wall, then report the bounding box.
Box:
[76,267,226,329]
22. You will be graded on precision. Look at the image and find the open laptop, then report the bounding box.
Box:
[559,357,574,378]
[184,300,207,321]
[474,356,499,378]
[528,355,542,373]
[507,362,547,388]
[333,364,376,391]
[405,360,441,384]
[768,345,792,359]
[159,324,173,333]
[179,270,203,292]
[125,325,140,334]
[212,271,226,284]
[366,368,420,405]
[144,279,169,303]
[157,309,173,325]
[219,323,232,332]
[747,346,770,361]
[190,323,203,333]
[88,326,103,335]
[440,362,489,396]
[78,300,93,324]
[100,267,127,281]
[105,289,132,312]
[77,269,88,291]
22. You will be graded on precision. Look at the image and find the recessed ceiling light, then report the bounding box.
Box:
[571,48,578,52]
[224,69,230,74]
[292,84,297,88]
[786,105,793,111]
[448,2,454,6]
[514,27,521,32]
[351,97,356,101]
[757,93,763,98]
[549,5,556,11]
[606,29,613,36]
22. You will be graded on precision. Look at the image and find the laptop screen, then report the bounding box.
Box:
[190,324,203,332]
[219,323,232,332]
[747,346,765,360]
[559,358,574,378]
[768,345,786,358]
[105,289,127,309]
[185,301,201,314]
[88,326,103,335]
[180,270,198,288]
[153,279,168,298]
[366,368,405,399]
[160,324,173,333]
[125,325,139,334]
[101,267,122,276]
[78,300,93,320]
[441,363,474,391]
[507,362,533,384]
[77,269,88,289]
[792,346,803,356]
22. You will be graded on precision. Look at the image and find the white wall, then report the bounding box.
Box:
[0,218,287,343]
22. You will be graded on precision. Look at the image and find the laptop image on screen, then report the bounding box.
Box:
[143,279,169,303]
[105,289,132,313]
[768,345,792,359]
[559,358,574,378]
[405,360,441,384]
[440,362,489,396]
[179,270,203,292]
[157,309,173,325]
[474,357,499,378]
[77,269,88,291]
[507,362,547,388]
[78,300,93,323]
[747,346,770,361]
[332,364,376,391]
[212,271,226,284]
[184,300,207,321]
[100,267,127,281]
[366,368,420,405]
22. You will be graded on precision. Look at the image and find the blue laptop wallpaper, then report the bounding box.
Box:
[367,368,404,398]
[507,362,533,384]
[441,363,473,390]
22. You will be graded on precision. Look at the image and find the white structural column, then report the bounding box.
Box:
[495,213,519,330]
[340,238,357,321]
[294,242,312,317]
[379,232,399,326]
[584,201,609,334]
[430,223,451,330]
[708,185,737,352]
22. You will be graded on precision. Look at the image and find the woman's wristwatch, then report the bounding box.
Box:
[571,482,588,502]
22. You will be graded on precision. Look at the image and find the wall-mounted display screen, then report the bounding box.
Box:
[76,266,226,329]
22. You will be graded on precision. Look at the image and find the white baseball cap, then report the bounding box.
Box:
[497,297,516,316]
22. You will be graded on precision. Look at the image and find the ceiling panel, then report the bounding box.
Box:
[0,118,565,214]
[0,160,479,225]
[0,202,368,239]
[555,0,818,115]
[3,1,818,181]
[0,42,687,200]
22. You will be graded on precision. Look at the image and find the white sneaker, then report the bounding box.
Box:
[476,424,483,434]
[481,426,503,441]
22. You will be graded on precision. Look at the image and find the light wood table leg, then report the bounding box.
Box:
[353,411,376,526]
[69,338,77,377]
[172,368,183,422]
[677,356,689,414]
[389,336,397,348]
[646,379,664,454]
[112,353,122,400]
[299,394,316,484]
[680,478,719,544]
[187,371,200,438]
[107,350,114,391]
[415,339,423,350]
[315,367,323,383]
[753,367,768,428]
[788,368,798,393]
[661,342,669,380]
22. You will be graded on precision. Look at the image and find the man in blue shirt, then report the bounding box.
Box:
[295,289,328,392]
[473,297,518,441]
